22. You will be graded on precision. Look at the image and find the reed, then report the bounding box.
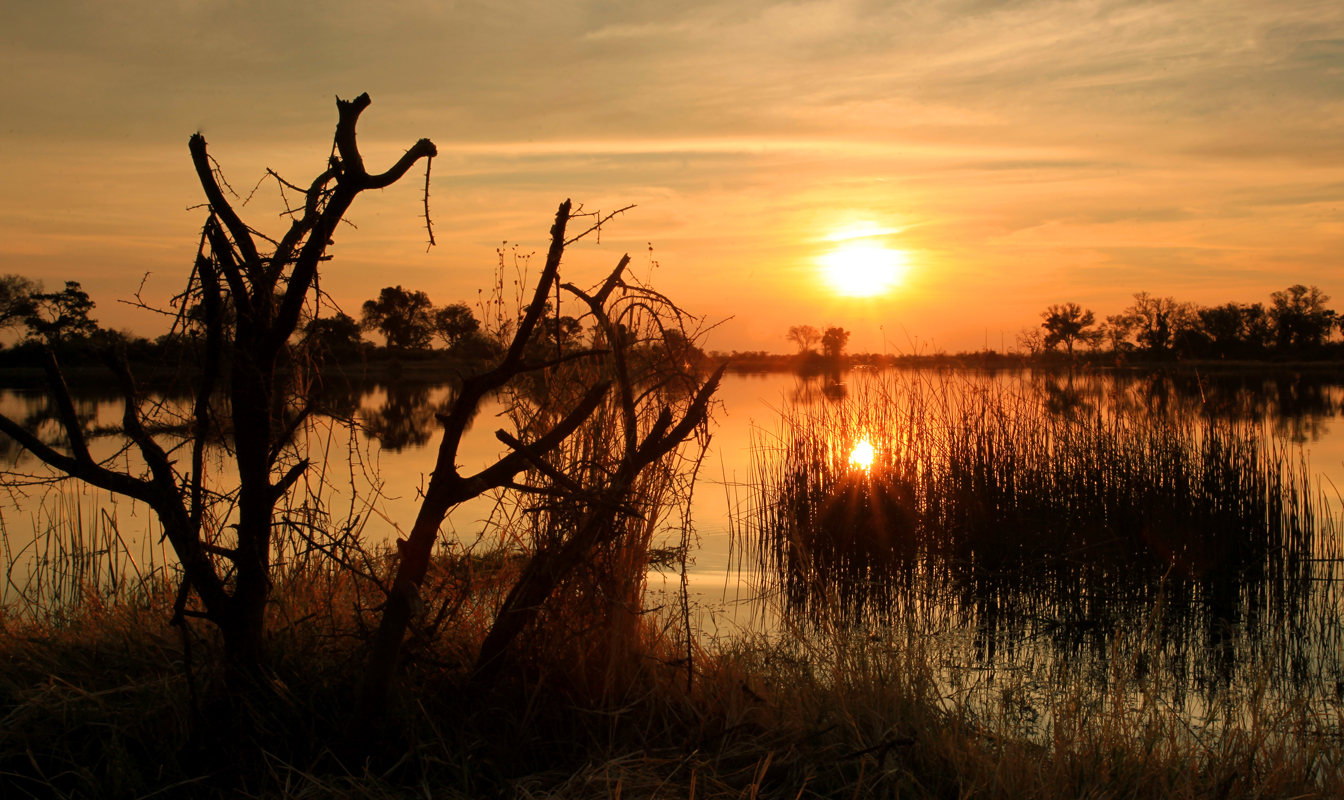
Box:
[1,484,171,624]
[748,369,1344,705]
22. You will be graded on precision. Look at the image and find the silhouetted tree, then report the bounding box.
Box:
[0,274,39,334]
[24,281,99,343]
[0,93,437,674]
[356,200,724,736]
[1187,302,1272,358]
[1016,326,1045,355]
[660,327,705,364]
[1106,292,1195,354]
[821,326,851,359]
[452,328,505,361]
[431,302,480,350]
[1270,284,1335,350]
[1142,311,1171,353]
[1039,302,1098,356]
[361,285,435,350]
[304,312,365,359]
[787,324,821,354]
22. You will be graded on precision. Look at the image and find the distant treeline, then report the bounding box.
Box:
[1025,285,1339,361]
[0,275,707,374]
[3,276,1338,373]
[739,284,1343,371]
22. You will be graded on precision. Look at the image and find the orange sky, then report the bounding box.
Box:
[2,0,1341,354]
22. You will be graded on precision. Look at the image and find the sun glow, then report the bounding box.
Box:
[819,243,908,297]
[849,438,875,470]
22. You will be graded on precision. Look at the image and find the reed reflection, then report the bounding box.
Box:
[749,369,1344,706]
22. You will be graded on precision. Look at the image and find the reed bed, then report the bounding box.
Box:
[1,485,172,624]
[748,368,1344,715]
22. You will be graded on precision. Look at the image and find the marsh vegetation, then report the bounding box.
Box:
[747,369,1344,720]
[4,368,1344,797]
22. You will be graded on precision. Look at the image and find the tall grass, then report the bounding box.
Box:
[1,485,171,622]
[748,369,1344,710]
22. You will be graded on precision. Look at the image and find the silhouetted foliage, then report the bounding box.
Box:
[1186,302,1272,358]
[1039,302,1099,356]
[431,302,480,350]
[1270,284,1335,350]
[660,327,706,364]
[361,285,436,350]
[1104,293,1196,355]
[0,274,39,335]
[23,281,99,344]
[304,312,365,360]
[821,326,851,359]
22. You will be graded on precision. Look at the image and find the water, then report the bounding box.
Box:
[736,367,1344,732]
[4,366,1344,724]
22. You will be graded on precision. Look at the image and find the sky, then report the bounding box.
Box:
[1,0,1341,354]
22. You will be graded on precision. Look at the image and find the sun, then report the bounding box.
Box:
[819,242,908,297]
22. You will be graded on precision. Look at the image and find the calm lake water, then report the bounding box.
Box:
[4,366,1344,719]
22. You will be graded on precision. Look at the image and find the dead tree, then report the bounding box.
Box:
[0,93,436,672]
[473,260,722,686]
[356,200,723,725]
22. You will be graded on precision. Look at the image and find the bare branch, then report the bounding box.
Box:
[203,216,253,318]
[422,155,435,251]
[563,205,635,247]
[189,133,262,272]
[366,139,438,190]
[501,200,572,368]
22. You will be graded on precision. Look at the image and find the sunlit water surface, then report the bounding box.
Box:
[4,367,1344,733]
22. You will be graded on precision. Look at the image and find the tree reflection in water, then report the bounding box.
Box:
[356,379,473,452]
[1027,369,1342,444]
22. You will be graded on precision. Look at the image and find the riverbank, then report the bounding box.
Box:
[5,342,1344,392]
[2,564,1340,799]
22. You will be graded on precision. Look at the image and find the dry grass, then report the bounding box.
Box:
[2,560,1341,798]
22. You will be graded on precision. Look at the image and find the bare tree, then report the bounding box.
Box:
[786,324,821,354]
[0,93,436,673]
[355,200,724,727]
[1016,326,1045,356]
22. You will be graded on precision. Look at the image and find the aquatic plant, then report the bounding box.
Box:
[748,369,1344,700]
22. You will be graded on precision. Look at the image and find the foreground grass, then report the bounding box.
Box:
[2,565,1341,800]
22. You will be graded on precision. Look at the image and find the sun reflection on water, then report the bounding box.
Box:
[849,438,875,470]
